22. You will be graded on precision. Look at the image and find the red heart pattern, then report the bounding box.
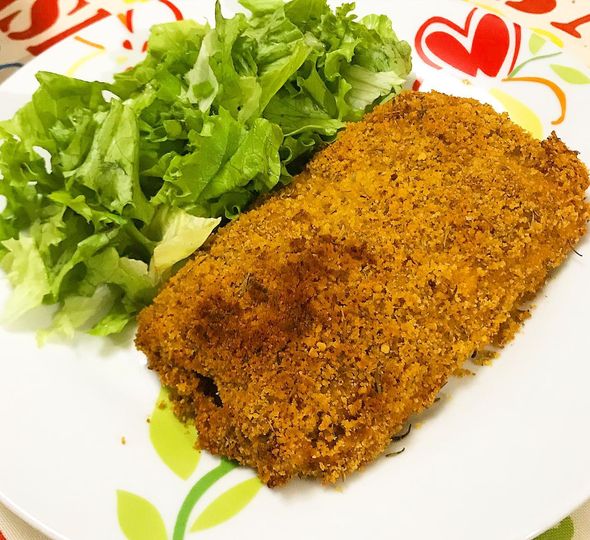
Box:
[505,0,556,15]
[415,8,521,79]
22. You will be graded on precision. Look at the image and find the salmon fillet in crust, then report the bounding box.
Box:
[136,91,590,487]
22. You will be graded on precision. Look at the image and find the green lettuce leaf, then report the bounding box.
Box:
[151,208,221,277]
[1,72,107,157]
[0,235,50,322]
[66,99,153,223]
[342,64,405,109]
[37,285,115,343]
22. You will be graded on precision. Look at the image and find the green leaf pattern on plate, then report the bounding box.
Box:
[550,65,590,85]
[534,517,574,540]
[190,477,263,532]
[117,490,168,540]
[118,390,262,539]
[529,33,546,55]
[150,387,200,479]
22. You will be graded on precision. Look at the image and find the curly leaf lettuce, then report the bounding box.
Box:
[0,0,411,337]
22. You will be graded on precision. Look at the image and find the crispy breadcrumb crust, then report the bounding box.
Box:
[136,91,589,486]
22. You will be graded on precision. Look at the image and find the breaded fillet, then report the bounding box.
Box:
[136,91,589,486]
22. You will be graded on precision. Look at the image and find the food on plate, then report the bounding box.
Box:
[0,0,411,337]
[136,91,590,486]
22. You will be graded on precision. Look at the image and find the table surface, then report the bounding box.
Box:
[0,1,589,539]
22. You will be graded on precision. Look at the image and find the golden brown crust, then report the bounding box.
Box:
[136,91,589,486]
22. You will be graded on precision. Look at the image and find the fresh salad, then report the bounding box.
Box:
[0,0,411,339]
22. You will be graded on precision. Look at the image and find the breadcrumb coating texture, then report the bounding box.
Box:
[136,91,589,486]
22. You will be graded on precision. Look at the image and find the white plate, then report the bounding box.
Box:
[1,1,589,539]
